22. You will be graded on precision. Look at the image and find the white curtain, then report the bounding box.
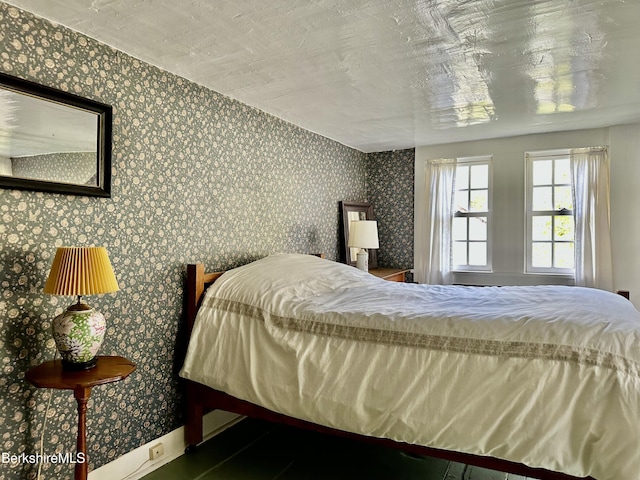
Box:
[570,147,614,290]
[414,158,456,284]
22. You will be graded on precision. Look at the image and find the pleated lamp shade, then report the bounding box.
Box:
[44,246,119,296]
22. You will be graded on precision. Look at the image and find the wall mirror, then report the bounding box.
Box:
[339,201,377,269]
[0,72,112,197]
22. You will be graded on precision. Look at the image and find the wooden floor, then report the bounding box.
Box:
[141,418,539,480]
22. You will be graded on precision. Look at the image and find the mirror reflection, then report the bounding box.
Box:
[0,89,99,185]
[0,72,112,197]
[346,210,366,262]
[339,201,377,269]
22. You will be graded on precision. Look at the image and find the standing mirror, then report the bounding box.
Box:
[339,201,377,269]
[0,72,112,197]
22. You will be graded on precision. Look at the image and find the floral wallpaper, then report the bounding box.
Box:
[367,149,415,272]
[0,3,368,479]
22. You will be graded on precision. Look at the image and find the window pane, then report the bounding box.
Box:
[455,190,469,212]
[532,186,552,210]
[469,242,487,266]
[470,164,488,189]
[453,217,467,241]
[554,186,573,210]
[555,158,571,184]
[469,190,488,212]
[532,242,552,267]
[456,165,469,189]
[469,217,487,240]
[453,241,467,266]
[527,153,575,274]
[454,158,491,272]
[532,216,551,241]
[533,160,552,185]
[554,215,574,241]
[555,243,575,269]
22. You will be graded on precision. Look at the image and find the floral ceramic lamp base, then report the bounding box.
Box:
[52,304,106,370]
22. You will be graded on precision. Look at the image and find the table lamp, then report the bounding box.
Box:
[348,220,379,272]
[43,246,119,370]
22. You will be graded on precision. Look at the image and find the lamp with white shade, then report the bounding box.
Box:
[43,246,119,370]
[348,220,379,272]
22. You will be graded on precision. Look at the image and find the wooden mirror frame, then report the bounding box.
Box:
[0,72,112,197]
[339,200,377,269]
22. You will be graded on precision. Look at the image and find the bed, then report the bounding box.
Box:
[179,253,640,480]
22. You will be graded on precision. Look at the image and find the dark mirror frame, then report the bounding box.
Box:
[339,200,377,269]
[0,72,112,197]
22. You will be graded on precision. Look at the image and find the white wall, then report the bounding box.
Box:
[415,125,640,309]
[609,123,640,308]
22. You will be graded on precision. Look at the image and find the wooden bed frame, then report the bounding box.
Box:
[182,262,596,480]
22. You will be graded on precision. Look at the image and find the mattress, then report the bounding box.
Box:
[180,253,640,479]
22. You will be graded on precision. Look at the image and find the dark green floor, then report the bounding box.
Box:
[141,418,534,480]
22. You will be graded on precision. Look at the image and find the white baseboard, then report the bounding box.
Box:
[88,410,242,480]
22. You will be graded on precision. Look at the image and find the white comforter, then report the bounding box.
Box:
[180,254,640,479]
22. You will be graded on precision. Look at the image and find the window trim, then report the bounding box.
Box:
[524,149,575,276]
[452,155,493,273]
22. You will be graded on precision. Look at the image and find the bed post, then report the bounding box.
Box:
[185,263,205,450]
[185,382,204,450]
[186,263,205,336]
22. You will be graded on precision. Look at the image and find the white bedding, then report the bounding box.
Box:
[180,254,640,480]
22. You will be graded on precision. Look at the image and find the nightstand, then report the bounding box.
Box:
[369,268,410,282]
[26,356,136,480]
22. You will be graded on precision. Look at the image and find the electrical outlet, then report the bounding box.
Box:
[149,443,164,461]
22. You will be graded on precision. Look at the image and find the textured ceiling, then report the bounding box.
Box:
[5,0,640,152]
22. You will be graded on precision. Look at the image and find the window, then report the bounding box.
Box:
[452,157,492,271]
[525,151,574,274]
[416,143,610,287]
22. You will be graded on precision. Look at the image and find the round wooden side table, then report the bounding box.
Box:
[26,355,136,480]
